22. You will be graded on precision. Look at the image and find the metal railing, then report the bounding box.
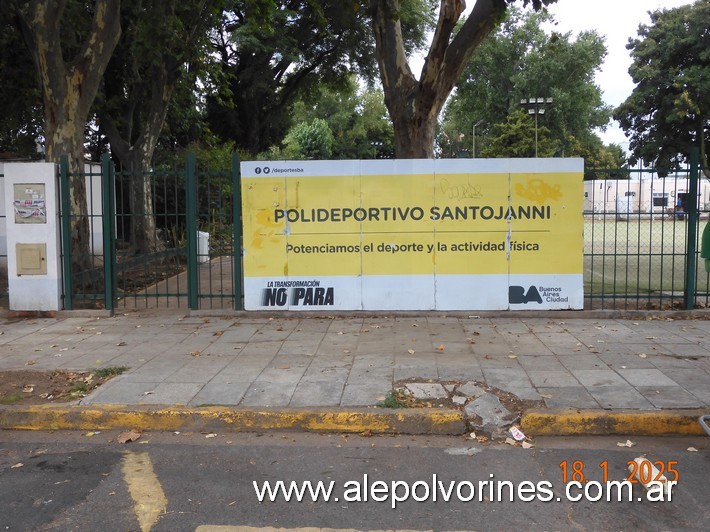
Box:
[54,150,707,312]
[59,153,243,311]
[584,149,708,310]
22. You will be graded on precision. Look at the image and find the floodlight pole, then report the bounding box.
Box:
[520,97,552,157]
[472,119,484,158]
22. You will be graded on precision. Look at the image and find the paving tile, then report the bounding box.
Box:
[289,380,345,407]
[483,369,532,388]
[636,386,703,409]
[527,370,580,387]
[557,354,608,371]
[587,385,655,409]
[537,387,600,409]
[617,369,678,387]
[340,383,389,406]
[518,356,568,371]
[240,382,297,406]
[188,382,250,406]
[570,369,627,387]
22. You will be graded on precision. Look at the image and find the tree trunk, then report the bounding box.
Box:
[14,0,121,274]
[99,64,176,255]
[369,0,507,159]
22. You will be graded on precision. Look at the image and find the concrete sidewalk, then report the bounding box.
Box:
[1,312,709,435]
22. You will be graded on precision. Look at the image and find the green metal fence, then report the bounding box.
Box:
[584,149,708,310]
[56,151,707,312]
[59,153,243,311]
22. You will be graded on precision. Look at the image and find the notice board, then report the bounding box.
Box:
[241,158,583,310]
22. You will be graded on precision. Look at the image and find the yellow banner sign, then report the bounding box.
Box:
[241,159,583,310]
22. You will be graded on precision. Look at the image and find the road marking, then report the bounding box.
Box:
[122,451,167,532]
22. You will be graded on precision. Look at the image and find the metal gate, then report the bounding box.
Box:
[59,153,242,311]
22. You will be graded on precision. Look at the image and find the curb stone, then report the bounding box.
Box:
[521,408,708,436]
[0,404,466,435]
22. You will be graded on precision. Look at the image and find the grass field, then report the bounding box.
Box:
[584,217,710,303]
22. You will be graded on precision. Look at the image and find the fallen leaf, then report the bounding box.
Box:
[687,447,698,452]
[507,354,518,359]
[22,385,34,393]
[191,351,201,357]
[85,432,95,437]
[213,331,223,336]
[277,364,290,370]
[11,463,23,469]
[638,353,648,359]
[337,331,344,335]
[117,430,142,444]
[407,349,416,355]
[25,360,36,366]
[522,441,534,449]
[469,432,477,439]
[504,437,518,446]
[205,433,217,439]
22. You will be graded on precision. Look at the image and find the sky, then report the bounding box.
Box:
[541,0,694,148]
[414,0,695,149]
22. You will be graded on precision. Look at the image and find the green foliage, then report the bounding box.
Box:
[281,78,394,159]
[206,0,377,154]
[441,6,611,160]
[0,5,44,158]
[376,390,409,409]
[94,366,129,379]
[0,393,22,405]
[480,109,558,158]
[614,1,710,173]
[283,118,335,160]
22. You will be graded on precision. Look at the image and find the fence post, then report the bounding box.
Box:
[101,153,115,312]
[59,155,73,310]
[231,152,243,310]
[186,152,199,310]
[684,147,700,310]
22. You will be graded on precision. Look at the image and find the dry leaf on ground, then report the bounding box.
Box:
[117,429,142,444]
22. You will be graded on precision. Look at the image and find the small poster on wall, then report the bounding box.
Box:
[13,183,46,224]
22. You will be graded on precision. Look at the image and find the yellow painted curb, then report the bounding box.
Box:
[0,405,466,435]
[522,408,707,436]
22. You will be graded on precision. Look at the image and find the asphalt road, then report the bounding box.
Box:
[0,430,708,531]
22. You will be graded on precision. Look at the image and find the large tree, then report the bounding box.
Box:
[441,6,612,160]
[614,0,710,175]
[0,5,44,159]
[95,0,220,254]
[206,0,378,155]
[368,0,555,158]
[11,0,121,271]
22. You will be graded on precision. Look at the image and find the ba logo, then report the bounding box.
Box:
[509,285,542,304]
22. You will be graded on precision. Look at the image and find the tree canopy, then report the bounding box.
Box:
[440,6,613,166]
[205,0,378,155]
[368,0,557,158]
[614,0,710,175]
